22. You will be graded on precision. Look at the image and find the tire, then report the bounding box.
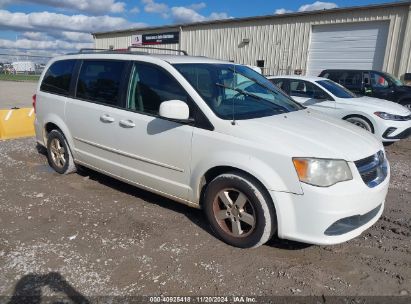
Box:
[344,116,374,133]
[46,129,76,174]
[203,172,277,248]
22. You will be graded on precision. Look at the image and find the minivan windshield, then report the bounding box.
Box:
[173,63,303,120]
[316,79,357,99]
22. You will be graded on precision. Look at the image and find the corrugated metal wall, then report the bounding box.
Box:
[94,3,411,78]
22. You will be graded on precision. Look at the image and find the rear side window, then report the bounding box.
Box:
[336,71,362,87]
[321,71,338,82]
[40,60,76,95]
[76,60,126,106]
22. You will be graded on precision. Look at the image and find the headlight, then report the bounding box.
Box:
[374,111,411,121]
[293,158,352,187]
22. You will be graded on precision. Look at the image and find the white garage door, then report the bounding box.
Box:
[307,21,389,76]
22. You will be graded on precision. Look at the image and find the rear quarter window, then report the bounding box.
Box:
[40,60,76,95]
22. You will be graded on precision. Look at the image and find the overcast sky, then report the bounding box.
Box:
[0,0,399,58]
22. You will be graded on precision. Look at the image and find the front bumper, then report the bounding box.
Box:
[270,162,390,245]
[374,118,411,142]
[382,127,411,140]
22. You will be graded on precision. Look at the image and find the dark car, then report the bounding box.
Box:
[319,69,411,110]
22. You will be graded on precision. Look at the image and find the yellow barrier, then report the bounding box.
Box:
[0,107,35,140]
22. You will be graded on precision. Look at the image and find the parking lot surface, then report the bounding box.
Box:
[0,81,37,109]
[0,137,410,298]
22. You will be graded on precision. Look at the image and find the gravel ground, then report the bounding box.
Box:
[0,137,410,301]
[0,81,37,109]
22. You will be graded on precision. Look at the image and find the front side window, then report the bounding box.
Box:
[370,72,390,88]
[127,63,191,116]
[40,60,76,95]
[316,80,357,99]
[289,80,324,98]
[173,64,303,120]
[76,60,125,106]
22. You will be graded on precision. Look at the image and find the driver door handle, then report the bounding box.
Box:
[100,114,115,123]
[119,119,136,128]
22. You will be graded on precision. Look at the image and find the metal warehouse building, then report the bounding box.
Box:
[93,1,411,78]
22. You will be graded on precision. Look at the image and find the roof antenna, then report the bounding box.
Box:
[231,64,236,126]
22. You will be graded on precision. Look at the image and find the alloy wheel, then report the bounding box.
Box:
[212,188,256,238]
[49,138,66,169]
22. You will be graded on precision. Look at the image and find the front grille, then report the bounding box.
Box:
[355,151,388,188]
[354,154,376,168]
[361,170,378,184]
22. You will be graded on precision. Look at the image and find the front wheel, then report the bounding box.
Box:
[345,116,374,133]
[203,173,277,248]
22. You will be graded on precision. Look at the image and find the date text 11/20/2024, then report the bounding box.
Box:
[149,296,257,303]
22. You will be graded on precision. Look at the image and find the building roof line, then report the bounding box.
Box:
[92,1,411,36]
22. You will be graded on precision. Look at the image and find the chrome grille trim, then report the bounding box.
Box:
[355,151,388,188]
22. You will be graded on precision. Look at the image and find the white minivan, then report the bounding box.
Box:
[34,50,389,248]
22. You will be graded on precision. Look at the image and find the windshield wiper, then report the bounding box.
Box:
[216,82,264,100]
[227,67,279,96]
[215,82,287,112]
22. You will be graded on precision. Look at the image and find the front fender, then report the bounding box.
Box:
[189,150,303,203]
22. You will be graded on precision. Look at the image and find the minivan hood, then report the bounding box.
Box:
[345,96,411,115]
[232,109,382,161]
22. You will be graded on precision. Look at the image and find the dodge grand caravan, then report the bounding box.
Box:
[34,50,390,248]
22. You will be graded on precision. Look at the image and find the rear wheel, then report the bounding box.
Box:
[47,130,76,174]
[345,116,374,133]
[203,173,276,248]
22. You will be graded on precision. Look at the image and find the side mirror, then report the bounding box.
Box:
[159,100,190,121]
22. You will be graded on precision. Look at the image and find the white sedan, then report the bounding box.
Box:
[268,76,411,143]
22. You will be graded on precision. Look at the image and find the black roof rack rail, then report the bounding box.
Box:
[73,47,187,56]
[74,48,149,55]
[78,48,110,53]
[127,46,188,56]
